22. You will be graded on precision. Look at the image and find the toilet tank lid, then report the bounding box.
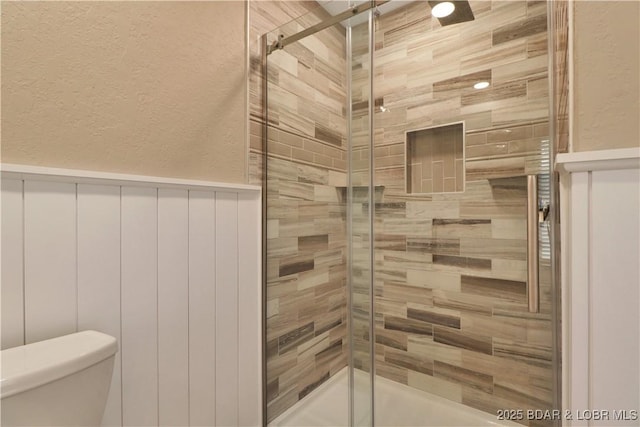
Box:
[0,330,118,399]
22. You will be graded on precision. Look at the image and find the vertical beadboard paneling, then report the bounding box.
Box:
[157,189,190,427]
[77,184,122,427]
[215,192,239,426]
[1,165,261,427]
[121,186,158,427]
[23,180,77,344]
[188,191,217,426]
[1,179,24,350]
[237,192,262,427]
[590,169,640,416]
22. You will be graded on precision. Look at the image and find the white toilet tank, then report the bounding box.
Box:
[0,330,118,426]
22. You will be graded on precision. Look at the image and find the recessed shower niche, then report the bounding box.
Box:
[406,122,465,194]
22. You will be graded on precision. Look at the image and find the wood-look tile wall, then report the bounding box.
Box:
[265,156,348,422]
[252,0,555,424]
[350,2,555,425]
[249,1,350,422]
[249,1,349,185]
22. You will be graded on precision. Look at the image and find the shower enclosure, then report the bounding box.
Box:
[257,1,560,425]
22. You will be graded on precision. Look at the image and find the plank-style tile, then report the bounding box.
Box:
[460,237,527,261]
[433,326,493,355]
[298,234,329,251]
[432,218,492,238]
[434,70,492,94]
[434,360,494,393]
[279,257,314,277]
[461,81,527,106]
[298,371,331,400]
[493,337,552,367]
[493,14,548,46]
[384,315,434,336]
[315,339,343,366]
[374,328,409,351]
[278,322,315,355]
[407,237,460,255]
[375,234,408,251]
[461,275,527,301]
[385,346,434,375]
[377,358,411,384]
[433,254,492,270]
[408,307,461,329]
[433,289,493,316]
[383,282,434,306]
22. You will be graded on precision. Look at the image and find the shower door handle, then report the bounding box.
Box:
[527,175,539,313]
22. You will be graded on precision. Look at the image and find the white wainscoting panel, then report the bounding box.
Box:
[157,189,190,427]
[77,184,122,427]
[121,186,159,426]
[558,148,640,426]
[590,169,640,417]
[1,179,24,350]
[237,192,263,427]
[188,191,217,427]
[215,192,239,427]
[0,164,262,427]
[23,180,77,344]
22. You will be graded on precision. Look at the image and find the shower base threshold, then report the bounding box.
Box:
[269,366,520,426]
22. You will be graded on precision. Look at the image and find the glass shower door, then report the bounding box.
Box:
[367,1,558,426]
[260,0,560,425]
[262,4,374,426]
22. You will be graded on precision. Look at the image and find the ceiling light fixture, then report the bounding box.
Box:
[473,81,490,90]
[432,1,455,18]
[429,0,475,26]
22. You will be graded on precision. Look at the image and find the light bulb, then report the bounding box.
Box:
[432,2,455,18]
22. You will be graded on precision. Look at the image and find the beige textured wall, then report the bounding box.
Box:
[572,0,640,152]
[1,1,247,183]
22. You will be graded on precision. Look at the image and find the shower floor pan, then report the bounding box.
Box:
[269,366,520,427]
